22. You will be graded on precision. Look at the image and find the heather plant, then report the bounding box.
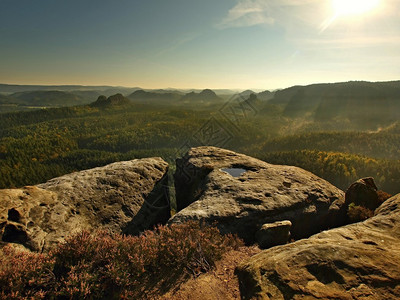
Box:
[347,190,392,224]
[376,190,392,205]
[0,221,243,299]
[347,203,374,223]
[0,246,54,299]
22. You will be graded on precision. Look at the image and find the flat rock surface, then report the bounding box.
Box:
[236,193,400,299]
[0,158,170,251]
[170,147,345,243]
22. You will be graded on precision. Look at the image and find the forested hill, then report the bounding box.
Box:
[249,124,400,160]
[0,90,96,113]
[127,90,182,104]
[1,80,400,195]
[10,90,88,106]
[180,89,222,103]
[0,86,229,112]
[0,85,142,113]
[127,89,224,107]
[268,81,400,126]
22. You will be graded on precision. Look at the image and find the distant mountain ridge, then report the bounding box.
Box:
[127,88,224,107]
[0,84,237,96]
[257,90,274,101]
[127,90,181,104]
[268,80,400,125]
[10,90,87,107]
[0,84,141,95]
[180,89,222,103]
[1,80,400,118]
[239,90,256,98]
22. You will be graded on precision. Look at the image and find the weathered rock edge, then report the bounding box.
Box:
[236,193,400,299]
[0,158,170,252]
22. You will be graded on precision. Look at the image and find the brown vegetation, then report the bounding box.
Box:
[0,221,243,299]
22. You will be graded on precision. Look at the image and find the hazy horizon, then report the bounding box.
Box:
[1,79,400,94]
[1,0,399,89]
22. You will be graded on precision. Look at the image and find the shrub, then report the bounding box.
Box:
[346,190,392,224]
[0,246,54,299]
[377,190,392,205]
[347,203,374,223]
[0,221,243,299]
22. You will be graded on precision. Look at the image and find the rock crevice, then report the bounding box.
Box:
[170,146,346,244]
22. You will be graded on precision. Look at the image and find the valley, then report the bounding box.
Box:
[1,81,400,198]
[1,80,400,299]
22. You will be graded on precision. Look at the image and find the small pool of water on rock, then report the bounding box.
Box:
[221,168,247,178]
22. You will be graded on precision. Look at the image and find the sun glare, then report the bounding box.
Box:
[332,0,380,17]
[320,0,381,32]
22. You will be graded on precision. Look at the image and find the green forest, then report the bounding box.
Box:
[1,81,400,197]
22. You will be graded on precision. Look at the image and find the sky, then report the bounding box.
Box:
[0,0,399,90]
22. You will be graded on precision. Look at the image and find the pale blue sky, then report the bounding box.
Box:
[0,0,399,89]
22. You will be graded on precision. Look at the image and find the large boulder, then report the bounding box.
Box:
[345,177,379,210]
[0,158,170,251]
[255,220,292,249]
[170,147,345,243]
[345,177,392,223]
[236,193,400,299]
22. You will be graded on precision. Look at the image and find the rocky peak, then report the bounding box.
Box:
[91,93,130,107]
[199,89,218,98]
[181,89,221,102]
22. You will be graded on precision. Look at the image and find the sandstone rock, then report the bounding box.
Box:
[345,177,385,223]
[0,186,74,251]
[170,147,345,243]
[236,193,400,299]
[91,93,131,107]
[345,177,379,210]
[255,220,291,249]
[0,158,170,251]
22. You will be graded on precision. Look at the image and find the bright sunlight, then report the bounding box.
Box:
[332,0,381,17]
[320,0,381,32]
